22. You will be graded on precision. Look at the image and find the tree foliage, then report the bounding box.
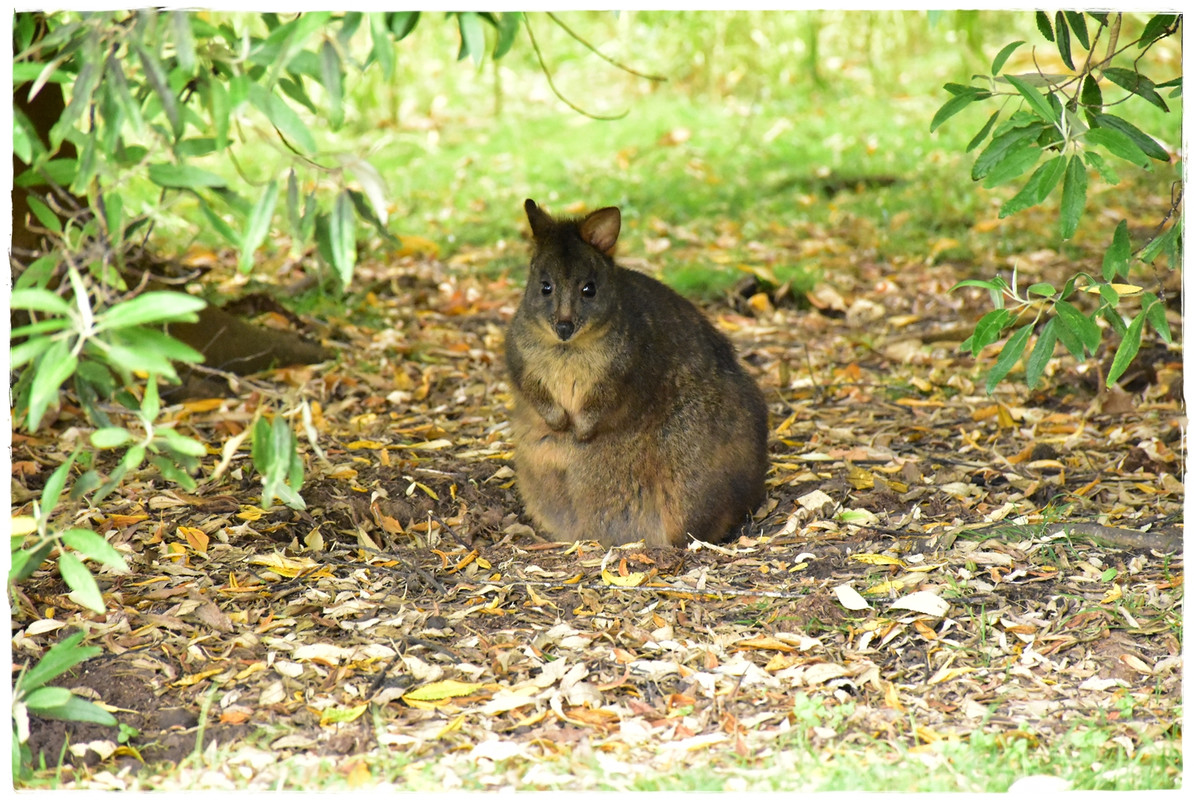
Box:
[933,12,1181,392]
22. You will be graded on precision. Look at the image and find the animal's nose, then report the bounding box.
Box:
[555,321,575,341]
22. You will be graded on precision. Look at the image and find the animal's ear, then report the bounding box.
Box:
[525,199,552,240]
[580,206,621,255]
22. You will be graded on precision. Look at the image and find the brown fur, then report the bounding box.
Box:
[506,199,769,547]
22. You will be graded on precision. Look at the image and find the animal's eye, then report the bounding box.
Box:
[540,281,553,296]
[581,281,597,298]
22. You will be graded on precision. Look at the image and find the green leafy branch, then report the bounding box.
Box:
[953,220,1172,393]
[933,11,1181,393]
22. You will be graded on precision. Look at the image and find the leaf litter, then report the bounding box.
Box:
[9,219,1183,789]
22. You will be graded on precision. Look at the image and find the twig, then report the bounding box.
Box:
[523,14,628,121]
[546,12,666,82]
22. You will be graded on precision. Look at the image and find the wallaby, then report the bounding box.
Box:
[505,199,768,547]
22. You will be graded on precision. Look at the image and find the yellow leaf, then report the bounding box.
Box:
[173,667,225,687]
[929,237,960,259]
[1101,583,1123,604]
[10,516,37,537]
[178,526,209,555]
[320,704,369,725]
[526,583,559,609]
[403,680,483,704]
[602,568,646,587]
[928,666,976,685]
[747,293,774,314]
[235,662,267,681]
[347,439,388,451]
[733,635,797,653]
[181,398,226,413]
[863,579,907,596]
[396,235,440,258]
[346,761,372,789]
[846,464,875,490]
[237,506,265,521]
[850,553,903,567]
[248,552,324,578]
[1082,283,1142,296]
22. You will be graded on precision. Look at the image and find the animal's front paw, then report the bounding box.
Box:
[541,404,570,431]
[572,412,599,441]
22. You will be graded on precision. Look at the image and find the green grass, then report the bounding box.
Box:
[82,690,1179,791]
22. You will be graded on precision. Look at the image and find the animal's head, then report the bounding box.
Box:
[522,199,621,343]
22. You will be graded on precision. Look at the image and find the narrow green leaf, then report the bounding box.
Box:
[1080,74,1103,127]
[156,429,208,459]
[148,163,227,189]
[1102,67,1169,112]
[23,686,74,712]
[1063,12,1089,50]
[1138,14,1178,50]
[1092,114,1169,162]
[968,309,1013,356]
[27,692,117,725]
[951,278,1007,293]
[92,339,178,382]
[1083,128,1152,168]
[1143,293,1172,343]
[1138,223,1178,265]
[9,288,73,316]
[1105,310,1147,387]
[13,116,33,164]
[51,35,103,148]
[198,198,239,246]
[10,540,56,585]
[240,179,280,273]
[991,40,1025,76]
[58,551,106,614]
[457,11,485,65]
[1059,155,1087,240]
[252,416,273,474]
[348,189,398,245]
[142,374,161,420]
[972,123,1044,181]
[41,452,79,515]
[1027,283,1056,297]
[320,40,344,129]
[135,42,181,138]
[1025,318,1058,389]
[10,337,55,370]
[328,190,357,289]
[1003,74,1059,125]
[208,74,230,152]
[26,340,77,431]
[931,90,984,133]
[171,11,196,73]
[1000,155,1066,217]
[1083,150,1119,185]
[389,10,420,40]
[370,12,395,79]
[90,427,134,449]
[248,83,317,154]
[61,529,128,570]
[493,12,521,60]
[985,323,1033,393]
[1102,220,1131,281]
[95,292,205,332]
[1054,12,1074,71]
[982,141,1041,187]
[965,110,1001,153]
[1035,11,1054,42]
[1054,299,1101,355]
